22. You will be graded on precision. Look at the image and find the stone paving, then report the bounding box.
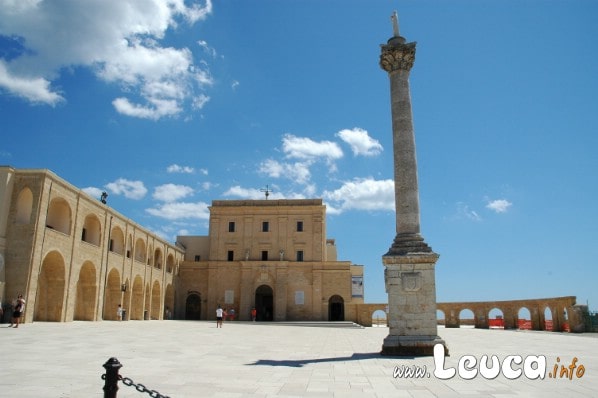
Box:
[0,320,596,397]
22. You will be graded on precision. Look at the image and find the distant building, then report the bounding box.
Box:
[176,199,364,321]
[0,167,364,323]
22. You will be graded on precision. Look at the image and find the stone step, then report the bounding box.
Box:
[248,321,365,329]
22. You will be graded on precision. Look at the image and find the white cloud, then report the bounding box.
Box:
[486,199,512,213]
[146,201,210,220]
[259,159,311,184]
[0,61,64,105]
[282,134,343,161]
[167,164,195,174]
[105,178,147,200]
[81,187,104,200]
[0,0,213,119]
[455,202,482,222]
[223,185,285,200]
[199,168,208,175]
[231,80,240,90]
[323,178,395,213]
[336,127,383,156]
[197,39,217,58]
[153,183,194,202]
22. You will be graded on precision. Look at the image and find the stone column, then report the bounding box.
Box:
[379,12,447,356]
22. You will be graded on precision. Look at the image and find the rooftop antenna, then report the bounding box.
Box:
[260,185,272,199]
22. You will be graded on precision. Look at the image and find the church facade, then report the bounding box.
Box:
[0,166,363,323]
[176,199,364,321]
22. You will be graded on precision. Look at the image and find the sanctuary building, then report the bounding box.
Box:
[0,166,364,324]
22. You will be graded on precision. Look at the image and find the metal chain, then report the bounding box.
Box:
[101,373,171,398]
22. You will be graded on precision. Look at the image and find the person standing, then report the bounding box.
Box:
[9,295,25,328]
[216,305,224,328]
[251,307,257,322]
[117,304,123,321]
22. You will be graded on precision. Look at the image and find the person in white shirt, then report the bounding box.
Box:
[216,305,224,328]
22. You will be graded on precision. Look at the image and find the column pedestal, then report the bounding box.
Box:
[381,251,448,356]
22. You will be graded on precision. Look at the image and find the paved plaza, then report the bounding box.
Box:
[0,320,596,397]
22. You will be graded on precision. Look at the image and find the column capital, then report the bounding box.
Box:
[380,39,416,73]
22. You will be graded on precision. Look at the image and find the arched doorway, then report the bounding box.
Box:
[255,285,273,321]
[74,261,97,321]
[35,251,66,321]
[328,295,344,321]
[185,293,202,320]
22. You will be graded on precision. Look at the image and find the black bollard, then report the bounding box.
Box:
[103,357,123,398]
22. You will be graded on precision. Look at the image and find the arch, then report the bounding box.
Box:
[126,234,133,258]
[151,280,161,319]
[518,307,532,330]
[185,293,202,320]
[134,238,146,263]
[488,307,505,329]
[328,295,345,321]
[110,226,125,255]
[74,261,97,320]
[436,309,446,327]
[147,245,153,266]
[154,248,163,269]
[372,309,387,327]
[544,306,553,331]
[34,251,66,321]
[46,197,71,235]
[255,284,274,321]
[166,254,175,273]
[144,283,151,319]
[16,187,33,224]
[458,308,475,328]
[164,284,174,319]
[130,276,144,320]
[563,308,570,332]
[102,269,121,320]
[81,214,101,246]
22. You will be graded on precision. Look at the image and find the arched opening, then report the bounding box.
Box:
[458,308,475,328]
[255,285,274,321]
[544,307,553,331]
[102,269,121,320]
[328,295,344,321]
[518,307,532,330]
[164,284,174,319]
[489,308,505,329]
[130,276,144,320]
[372,309,387,327]
[563,308,570,332]
[151,280,161,319]
[436,309,446,327]
[46,197,71,235]
[126,235,133,258]
[185,293,202,320]
[110,226,125,255]
[144,283,150,319]
[81,214,101,246]
[74,261,97,321]
[34,251,66,321]
[166,254,175,273]
[134,238,146,263]
[154,248,163,269]
[16,188,33,224]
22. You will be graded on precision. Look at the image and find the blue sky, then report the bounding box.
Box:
[1,1,597,310]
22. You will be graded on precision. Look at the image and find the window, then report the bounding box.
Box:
[81,228,87,241]
[228,221,235,232]
[296,250,304,262]
[262,221,269,232]
[261,251,268,261]
[227,250,234,261]
[297,221,303,232]
[194,255,201,262]
[109,239,114,252]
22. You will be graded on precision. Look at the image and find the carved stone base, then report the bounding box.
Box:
[381,335,448,357]
[385,233,433,256]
